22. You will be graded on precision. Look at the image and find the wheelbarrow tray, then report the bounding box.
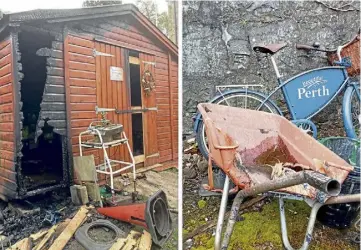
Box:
[198,103,353,200]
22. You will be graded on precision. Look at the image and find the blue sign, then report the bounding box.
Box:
[282,67,347,119]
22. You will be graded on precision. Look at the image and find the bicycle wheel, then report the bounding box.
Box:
[196,90,282,160]
[343,84,360,138]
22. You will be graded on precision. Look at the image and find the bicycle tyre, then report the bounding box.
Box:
[343,84,360,138]
[196,90,282,160]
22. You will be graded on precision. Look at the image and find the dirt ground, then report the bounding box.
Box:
[65,169,179,250]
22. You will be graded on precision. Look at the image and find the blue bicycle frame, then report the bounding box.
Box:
[193,58,360,138]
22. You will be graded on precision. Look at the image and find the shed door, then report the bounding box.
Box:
[139,53,159,167]
[94,43,158,168]
[94,42,132,169]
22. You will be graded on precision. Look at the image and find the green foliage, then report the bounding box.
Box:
[136,0,176,43]
[197,199,207,209]
[82,0,122,7]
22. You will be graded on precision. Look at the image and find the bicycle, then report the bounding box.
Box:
[193,33,360,160]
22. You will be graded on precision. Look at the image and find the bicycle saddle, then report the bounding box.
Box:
[253,42,288,54]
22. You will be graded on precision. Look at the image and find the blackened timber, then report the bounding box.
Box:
[42,93,65,102]
[47,67,64,77]
[40,102,66,111]
[44,84,65,94]
[46,75,64,85]
[36,32,66,140]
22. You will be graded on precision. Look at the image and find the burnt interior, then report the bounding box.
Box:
[18,30,64,191]
[129,52,144,156]
[132,113,144,156]
[130,61,142,107]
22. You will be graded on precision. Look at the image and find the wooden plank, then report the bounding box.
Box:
[138,230,152,250]
[33,224,58,250]
[70,78,95,88]
[136,163,162,174]
[68,36,94,48]
[0,54,11,68]
[69,53,95,64]
[119,48,127,163]
[48,206,89,250]
[0,39,10,51]
[109,237,127,250]
[69,61,96,72]
[70,95,96,103]
[9,237,31,250]
[121,231,141,250]
[70,86,96,95]
[68,44,93,56]
[0,64,11,78]
[69,69,96,80]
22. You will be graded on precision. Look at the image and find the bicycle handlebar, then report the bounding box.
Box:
[296,33,360,56]
[295,44,334,53]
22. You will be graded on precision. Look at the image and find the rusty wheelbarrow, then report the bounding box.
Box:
[197,103,360,250]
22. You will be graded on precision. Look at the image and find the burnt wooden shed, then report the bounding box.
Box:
[0,4,178,200]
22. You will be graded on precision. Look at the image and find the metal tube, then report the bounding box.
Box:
[279,197,323,250]
[326,193,360,204]
[214,175,230,250]
[219,171,340,249]
[270,56,281,78]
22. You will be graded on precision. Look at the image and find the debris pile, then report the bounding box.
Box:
[183,138,208,180]
[0,190,78,245]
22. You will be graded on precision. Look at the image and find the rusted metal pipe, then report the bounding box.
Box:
[218,170,340,250]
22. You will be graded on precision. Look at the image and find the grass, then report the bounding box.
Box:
[190,199,358,250]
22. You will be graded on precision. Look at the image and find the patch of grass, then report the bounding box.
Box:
[191,199,358,250]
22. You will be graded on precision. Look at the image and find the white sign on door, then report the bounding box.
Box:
[110,66,123,81]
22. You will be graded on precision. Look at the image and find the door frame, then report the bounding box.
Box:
[129,55,146,165]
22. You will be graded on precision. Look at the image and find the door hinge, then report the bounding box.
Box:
[93,49,114,57]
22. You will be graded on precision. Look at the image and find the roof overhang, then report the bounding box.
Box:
[0,4,178,56]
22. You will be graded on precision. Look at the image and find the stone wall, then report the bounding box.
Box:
[182,0,360,134]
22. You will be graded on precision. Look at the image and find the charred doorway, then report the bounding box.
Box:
[129,52,145,164]
[18,30,64,193]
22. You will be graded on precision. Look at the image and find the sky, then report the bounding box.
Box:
[0,0,168,13]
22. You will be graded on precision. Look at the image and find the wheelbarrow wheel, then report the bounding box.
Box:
[196,91,281,160]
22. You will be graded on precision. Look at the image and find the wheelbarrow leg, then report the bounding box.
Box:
[214,175,230,250]
[279,197,323,250]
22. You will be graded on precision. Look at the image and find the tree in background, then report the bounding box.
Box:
[82,0,122,7]
[136,0,176,44]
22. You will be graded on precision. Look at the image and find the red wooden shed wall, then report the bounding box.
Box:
[0,36,17,198]
[65,17,178,171]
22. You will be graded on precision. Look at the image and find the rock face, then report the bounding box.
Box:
[182,1,360,134]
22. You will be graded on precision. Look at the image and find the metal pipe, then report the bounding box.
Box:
[279,197,323,250]
[270,56,281,78]
[279,193,360,250]
[214,176,230,250]
[218,170,340,249]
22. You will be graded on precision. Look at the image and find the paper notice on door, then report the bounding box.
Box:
[110,66,123,81]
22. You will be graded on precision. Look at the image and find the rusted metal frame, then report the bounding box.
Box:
[63,27,74,185]
[168,53,175,160]
[10,29,22,197]
[217,171,341,250]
